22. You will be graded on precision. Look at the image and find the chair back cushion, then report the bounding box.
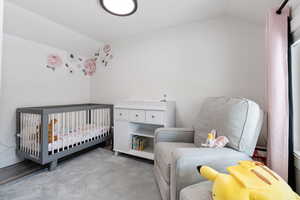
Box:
[193,97,263,156]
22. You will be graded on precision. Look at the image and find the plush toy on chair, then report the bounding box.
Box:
[198,161,300,200]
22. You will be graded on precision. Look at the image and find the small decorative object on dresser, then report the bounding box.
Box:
[114,101,176,160]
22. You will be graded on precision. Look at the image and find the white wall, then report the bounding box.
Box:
[292,40,300,154]
[291,0,300,41]
[4,1,101,57]
[0,34,92,167]
[0,0,3,91]
[0,2,103,168]
[0,9,266,167]
[91,16,267,144]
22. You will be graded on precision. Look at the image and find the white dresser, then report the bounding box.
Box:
[114,101,176,160]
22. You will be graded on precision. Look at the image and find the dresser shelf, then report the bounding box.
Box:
[131,129,155,138]
[113,101,176,160]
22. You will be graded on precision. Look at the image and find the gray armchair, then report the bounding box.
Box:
[154,97,263,200]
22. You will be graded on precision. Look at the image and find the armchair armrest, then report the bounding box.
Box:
[170,147,251,200]
[154,128,195,144]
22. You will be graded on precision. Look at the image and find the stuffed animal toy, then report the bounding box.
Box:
[201,129,229,148]
[198,161,300,200]
[48,119,58,143]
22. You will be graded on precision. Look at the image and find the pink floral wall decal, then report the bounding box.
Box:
[45,45,112,76]
[46,54,63,71]
[103,44,111,54]
[83,58,97,76]
[100,44,113,67]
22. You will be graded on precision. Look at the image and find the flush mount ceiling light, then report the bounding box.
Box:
[100,0,137,16]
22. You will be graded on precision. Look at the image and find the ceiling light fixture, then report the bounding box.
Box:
[100,0,137,17]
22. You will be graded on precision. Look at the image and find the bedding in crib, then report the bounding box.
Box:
[48,124,110,151]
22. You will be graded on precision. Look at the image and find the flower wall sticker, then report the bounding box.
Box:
[101,44,113,67]
[92,44,114,67]
[83,58,97,76]
[46,44,113,76]
[46,54,63,71]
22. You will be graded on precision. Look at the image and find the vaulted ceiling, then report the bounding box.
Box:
[7,0,282,42]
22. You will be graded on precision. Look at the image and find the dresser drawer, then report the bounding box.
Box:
[115,109,129,120]
[129,110,145,123]
[146,111,164,125]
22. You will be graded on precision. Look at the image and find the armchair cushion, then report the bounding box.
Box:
[170,147,251,200]
[180,181,212,200]
[193,97,263,156]
[155,128,195,144]
[155,142,195,184]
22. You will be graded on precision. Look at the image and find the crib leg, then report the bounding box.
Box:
[49,160,58,171]
[114,151,119,156]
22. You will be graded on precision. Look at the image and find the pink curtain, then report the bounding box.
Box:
[266,7,290,181]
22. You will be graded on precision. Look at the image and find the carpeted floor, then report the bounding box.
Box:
[0,148,161,200]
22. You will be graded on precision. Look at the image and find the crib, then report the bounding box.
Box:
[16,104,113,170]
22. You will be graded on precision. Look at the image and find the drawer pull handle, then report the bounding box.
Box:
[152,115,155,118]
[136,114,139,117]
[119,113,122,116]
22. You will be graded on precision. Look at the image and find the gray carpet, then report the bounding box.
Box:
[0,148,161,200]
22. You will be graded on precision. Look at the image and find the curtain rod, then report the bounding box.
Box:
[276,0,289,14]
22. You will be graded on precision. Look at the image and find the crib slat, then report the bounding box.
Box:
[94,109,97,135]
[105,109,108,135]
[70,112,73,148]
[27,114,30,154]
[29,114,32,153]
[34,114,37,157]
[96,109,99,134]
[107,109,110,134]
[108,109,111,134]
[37,115,40,157]
[92,109,95,138]
[79,111,82,144]
[52,114,54,154]
[72,112,75,147]
[29,114,32,155]
[24,114,27,153]
[58,113,61,152]
[104,110,107,135]
[102,109,105,136]
[87,110,90,139]
[73,112,75,148]
[102,109,104,136]
[31,114,34,156]
[90,110,92,137]
[62,113,64,150]
[32,114,34,156]
[21,113,23,152]
[23,114,26,153]
[26,114,29,153]
[96,109,99,137]
[66,112,69,150]
[83,111,85,142]
[20,113,23,151]
[76,111,79,145]
[100,109,103,137]
[32,114,35,157]
[83,111,86,142]
[35,114,38,157]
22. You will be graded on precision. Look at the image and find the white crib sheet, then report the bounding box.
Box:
[48,124,109,151]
